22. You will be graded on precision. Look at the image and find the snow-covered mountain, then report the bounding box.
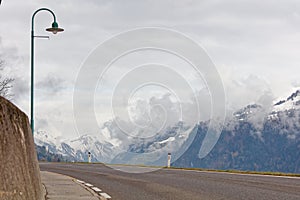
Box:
[273,90,300,112]
[35,121,192,164]
[232,90,300,124]
[35,132,117,162]
[233,104,263,121]
[111,121,195,166]
[35,90,300,172]
[174,90,300,173]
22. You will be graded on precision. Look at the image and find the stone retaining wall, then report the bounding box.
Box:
[0,97,43,200]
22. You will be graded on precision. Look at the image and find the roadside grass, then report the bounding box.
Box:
[165,166,300,177]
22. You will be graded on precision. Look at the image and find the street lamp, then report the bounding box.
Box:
[31,8,64,134]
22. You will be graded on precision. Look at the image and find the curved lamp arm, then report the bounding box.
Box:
[31,8,57,32]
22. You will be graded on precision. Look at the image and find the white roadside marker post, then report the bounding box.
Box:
[88,152,91,163]
[167,153,171,168]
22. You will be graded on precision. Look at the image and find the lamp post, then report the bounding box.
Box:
[31,8,64,134]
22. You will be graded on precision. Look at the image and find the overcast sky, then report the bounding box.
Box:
[1,0,300,139]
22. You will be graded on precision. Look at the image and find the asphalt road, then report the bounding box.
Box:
[40,163,300,200]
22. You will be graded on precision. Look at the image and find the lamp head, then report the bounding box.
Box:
[46,21,64,34]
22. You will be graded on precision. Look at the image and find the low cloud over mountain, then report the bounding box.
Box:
[36,90,300,173]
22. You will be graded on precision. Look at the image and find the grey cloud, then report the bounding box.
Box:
[292,80,300,88]
[36,74,66,95]
[0,39,26,101]
[1,0,300,139]
[11,78,28,100]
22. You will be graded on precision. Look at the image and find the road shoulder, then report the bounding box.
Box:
[40,171,101,200]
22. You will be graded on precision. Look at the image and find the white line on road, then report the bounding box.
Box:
[100,192,112,199]
[92,187,102,192]
[75,179,111,199]
[85,183,93,187]
[76,179,85,184]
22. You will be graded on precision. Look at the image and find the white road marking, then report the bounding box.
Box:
[76,179,85,184]
[100,192,112,199]
[76,179,111,199]
[91,187,102,192]
[85,183,93,187]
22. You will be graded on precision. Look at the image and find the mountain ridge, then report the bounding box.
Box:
[35,89,300,173]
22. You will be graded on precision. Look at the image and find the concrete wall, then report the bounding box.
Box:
[0,97,43,200]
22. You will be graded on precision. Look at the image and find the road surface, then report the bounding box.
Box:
[40,162,300,200]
